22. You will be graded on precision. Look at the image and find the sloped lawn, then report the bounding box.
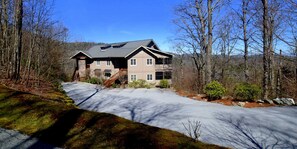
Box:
[0,85,223,149]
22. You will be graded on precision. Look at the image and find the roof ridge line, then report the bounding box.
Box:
[107,39,153,44]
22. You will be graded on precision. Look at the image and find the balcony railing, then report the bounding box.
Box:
[155,64,172,70]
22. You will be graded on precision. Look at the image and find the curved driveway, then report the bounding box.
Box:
[63,82,297,148]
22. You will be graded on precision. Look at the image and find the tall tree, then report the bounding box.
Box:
[262,0,269,100]
[0,0,2,66]
[205,0,213,84]
[173,0,208,92]
[242,0,249,81]
[217,15,237,85]
[1,0,9,67]
[12,0,23,81]
[174,0,224,88]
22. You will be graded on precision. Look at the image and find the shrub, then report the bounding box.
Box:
[234,83,261,101]
[111,83,117,88]
[204,81,226,100]
[159,79,170,88]
[86,77,102,84]
[128,79,151,88]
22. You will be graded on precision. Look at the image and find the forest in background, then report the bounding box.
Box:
[0,0,99,88]
[171,0,297,100]
[0,0,69,86]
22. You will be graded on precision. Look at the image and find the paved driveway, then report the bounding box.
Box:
[63,82,297,148]
[0,127,60,149]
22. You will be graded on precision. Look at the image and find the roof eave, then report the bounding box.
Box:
[70,51,93,59]
[147,47,173,57]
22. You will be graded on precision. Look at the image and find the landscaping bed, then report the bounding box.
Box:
[176,90,275,108]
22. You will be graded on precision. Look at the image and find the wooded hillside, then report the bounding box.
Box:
[172,0,297,100]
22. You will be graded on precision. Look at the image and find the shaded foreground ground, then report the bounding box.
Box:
[0,85,222,148]
[63,82,297,149]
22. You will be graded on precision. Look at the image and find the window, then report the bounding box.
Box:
[104,69,111,77]
[147,59,153,65]
[96,61,100,66]
[156,58,172,64]
[156,72,163,80]
[164,72,172,79]
[105,73,111,77]
[155,72,172,80]
[131,75,137,81]
[107,61,111,66]
[131,59,136,66]
[147,74,153,81]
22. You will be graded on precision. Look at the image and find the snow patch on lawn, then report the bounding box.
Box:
[63,82,297,148]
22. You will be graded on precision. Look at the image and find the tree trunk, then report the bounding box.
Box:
[262,0,269,100]
[276,49,282,97]
[1,0,8,67]
[12,0,23,81]
[0,1,2,66]
[195,0,207,86]
[1,0,11,78]
[206,0,213,84]
[268,18,275,98]
[242,0,249,82]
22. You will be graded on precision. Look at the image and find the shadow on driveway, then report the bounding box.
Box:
[205,112,297,148]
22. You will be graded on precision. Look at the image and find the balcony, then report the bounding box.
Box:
[155,64,172,71]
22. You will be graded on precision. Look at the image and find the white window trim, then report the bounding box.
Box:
[146,58,153,66]
[131,74,137,81]
[130,59,137,66]
[147,74,153,81]
[96,60,100,66]
[106,61,111,66]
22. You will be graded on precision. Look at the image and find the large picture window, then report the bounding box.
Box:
[155,72,172,80]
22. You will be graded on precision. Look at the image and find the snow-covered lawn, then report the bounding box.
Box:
[63,82,297,148]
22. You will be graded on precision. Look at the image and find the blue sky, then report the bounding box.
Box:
[53,0,181,52]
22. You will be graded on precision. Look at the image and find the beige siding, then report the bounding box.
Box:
[78,59,86,78]
[128,51,156,83]
[89,60,119,78]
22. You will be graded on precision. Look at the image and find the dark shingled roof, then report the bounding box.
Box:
[71,39,172,59]
[76,39,154,58]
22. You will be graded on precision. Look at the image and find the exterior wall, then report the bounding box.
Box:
[89,60,119,78]
[128,51,156,84]
[78,58,86,80]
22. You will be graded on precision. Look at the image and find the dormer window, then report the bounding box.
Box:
[100,44,111,51]
[112,42,127,48]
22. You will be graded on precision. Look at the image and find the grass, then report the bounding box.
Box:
[0,85,225,149]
